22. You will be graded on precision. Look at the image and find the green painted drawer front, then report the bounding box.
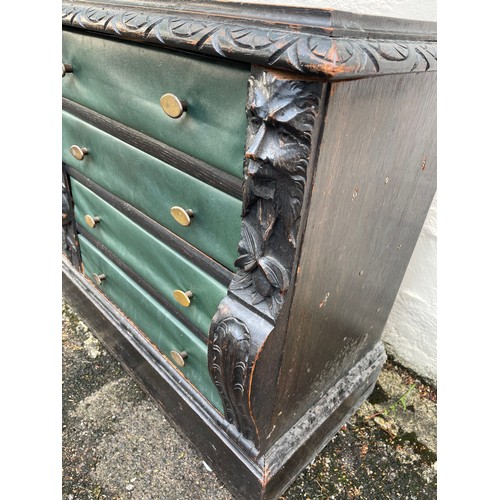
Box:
[71,179,228,336]
[79,236,223,412]
[62,111,241,271]
[62,29,249,178]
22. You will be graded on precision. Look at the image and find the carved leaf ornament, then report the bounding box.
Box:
[233,220,290,316]
[62,4,436,79]
[231,70,322,318]
[62,3,436,449]
[211,317,253,439]
[207,69,322,445]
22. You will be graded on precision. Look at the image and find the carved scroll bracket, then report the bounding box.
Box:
[208,68,323,448]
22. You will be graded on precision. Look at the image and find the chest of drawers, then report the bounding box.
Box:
[62,2,437,498]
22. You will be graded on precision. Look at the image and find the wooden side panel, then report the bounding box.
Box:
[271,72,437,439]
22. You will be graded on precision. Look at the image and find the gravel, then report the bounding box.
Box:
[62,300,437,499]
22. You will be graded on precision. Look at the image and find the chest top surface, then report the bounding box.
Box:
[62,0,436,81]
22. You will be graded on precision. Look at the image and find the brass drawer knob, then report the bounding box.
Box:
[160,93,187,119]
[84,215,101,228]
[70,145,88,161]
[170,350,188,367]
[62,63,73,77]
[170,206,193,226]
[92,273,106,286]
[173,290,193,307]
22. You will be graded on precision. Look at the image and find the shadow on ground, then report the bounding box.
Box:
[62,301,437,500]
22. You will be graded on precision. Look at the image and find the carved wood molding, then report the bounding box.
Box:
[264,341,387,472]
[62,167,81,268]
[230,70,323,321]
[62,3,437,80]
[211,316,253,438]
[208,68,323,447]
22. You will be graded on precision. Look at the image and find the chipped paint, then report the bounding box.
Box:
[319,292,330,308]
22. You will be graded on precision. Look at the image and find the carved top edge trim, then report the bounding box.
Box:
[62,3,437,80]
[66,0,437,41]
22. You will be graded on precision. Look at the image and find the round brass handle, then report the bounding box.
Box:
[170,350,188,367]
[173,290,193,307]
[70,145,88,161]
[84,215,101,228]
[160,93,187,119]
[92,273,106,286]
[170,206,194,227]
[62,63,73,77]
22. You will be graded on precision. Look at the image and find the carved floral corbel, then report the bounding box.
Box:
[208,67,323,446]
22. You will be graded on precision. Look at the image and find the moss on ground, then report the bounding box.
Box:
[62,301,437,500]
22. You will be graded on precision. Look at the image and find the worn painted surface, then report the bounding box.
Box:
[252,0,438,384]
[271,72,436,442]
[62,3,436,82]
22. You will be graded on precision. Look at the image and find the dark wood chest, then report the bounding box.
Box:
[62,2,437,497]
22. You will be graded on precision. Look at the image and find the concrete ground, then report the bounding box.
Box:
[62,300,437,500]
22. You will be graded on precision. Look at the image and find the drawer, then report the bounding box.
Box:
[62,29,249,178]
[70,179,228,335]
[62,111,241,271]
[78,235,223,412]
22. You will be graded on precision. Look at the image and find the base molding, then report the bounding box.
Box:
[63,258,385,499]
[263,345,385,497]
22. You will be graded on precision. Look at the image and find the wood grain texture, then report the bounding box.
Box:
[262,341,385,497]
[62,5,438,495]
[62,3,436,80]
[269,71,437,439]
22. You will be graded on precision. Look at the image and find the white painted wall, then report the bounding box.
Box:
[242,0,436,22]
[383,195,437,383]
[243,0,438,383]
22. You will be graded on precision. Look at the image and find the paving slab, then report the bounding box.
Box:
[62,300,437,499]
